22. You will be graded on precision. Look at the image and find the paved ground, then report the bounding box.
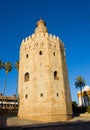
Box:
[0,113,90,128]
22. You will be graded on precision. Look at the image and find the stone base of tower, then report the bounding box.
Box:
[18,114,73,122]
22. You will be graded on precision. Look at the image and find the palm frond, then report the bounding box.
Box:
[3,62,13,74]
[15,61,19,71]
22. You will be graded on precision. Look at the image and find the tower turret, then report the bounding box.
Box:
[35,19,48,34]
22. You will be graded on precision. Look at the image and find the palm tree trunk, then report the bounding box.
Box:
[15,76,18,109]
[2,73,8,108]
[16,75,18,97]
[80,87,83,107]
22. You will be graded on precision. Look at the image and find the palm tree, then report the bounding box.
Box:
[75,76,86,107]
[14,61,19,108]
[2,62,12,108]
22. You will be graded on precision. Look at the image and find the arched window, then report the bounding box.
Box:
[39,51,42,55]
[54,71,59,79]
[24,72,29,82]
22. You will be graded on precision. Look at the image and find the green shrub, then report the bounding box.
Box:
[86,106,90,113]
[72,101,78,114]
[72,101,87,114]
[77,106,87,114]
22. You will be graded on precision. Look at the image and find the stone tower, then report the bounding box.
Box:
[18,19,72,122]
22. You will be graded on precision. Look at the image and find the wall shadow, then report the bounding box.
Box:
[0,116,7,128]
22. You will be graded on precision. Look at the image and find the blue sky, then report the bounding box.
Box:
[0,0,90,103]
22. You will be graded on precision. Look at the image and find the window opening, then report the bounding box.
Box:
[40,93,43,97]
[57,93,59,97]
[25,94,28,99]
[39,51,42,55]
[54,71,59,79]
[24,72,29,82]
[26,54,29,58]
[53,52,55,56]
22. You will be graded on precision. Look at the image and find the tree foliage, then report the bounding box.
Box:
[75,76,86,89]
[15,61,19,72]
[3,62,12,74]
[0,60,3,69]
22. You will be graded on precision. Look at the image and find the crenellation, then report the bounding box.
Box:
[53,35,56,39]
[27,37,29,40]
[31,34,35,38]
[56,36,59,41]
[28,35,31,39]
[49,34,53,38]
[22,39,24,43]
[25,37,28,42]
[48,34,60,44]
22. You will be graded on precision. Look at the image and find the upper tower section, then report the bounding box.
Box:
[20,19,64,57]
[35,19,48,34]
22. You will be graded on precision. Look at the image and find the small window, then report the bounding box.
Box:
[25,94,28,99]
[57,93,59,97]
[40,93,43,97]
[53,52,55,56]
[54,71,59,79]
[26,54,28,58]
[54,45,56,48]
[24,72,29,82]
[39,51,42,55]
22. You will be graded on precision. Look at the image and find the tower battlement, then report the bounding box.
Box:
[21,33,60,43]
[21,19,61,45]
